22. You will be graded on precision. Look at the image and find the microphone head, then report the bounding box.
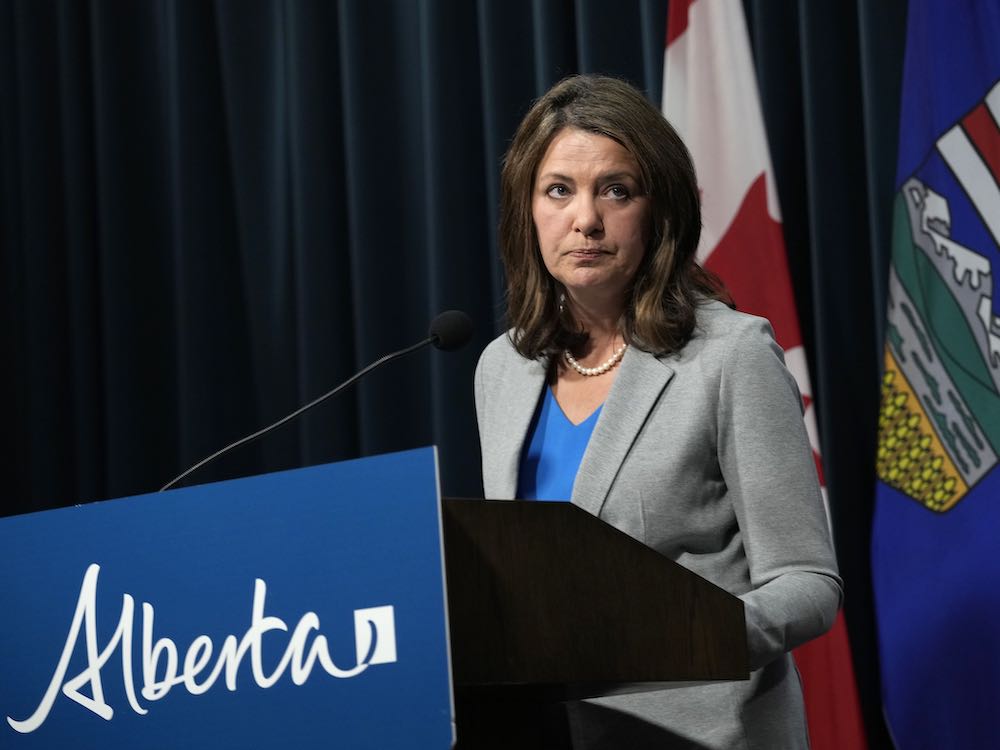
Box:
[429,310,474,351]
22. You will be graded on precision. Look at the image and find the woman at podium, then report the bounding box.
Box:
[474,75,842,749]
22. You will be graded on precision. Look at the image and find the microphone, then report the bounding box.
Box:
[429,309,475,351]
[160,310,474,492]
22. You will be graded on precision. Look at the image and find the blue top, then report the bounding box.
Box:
[516,388,602,501]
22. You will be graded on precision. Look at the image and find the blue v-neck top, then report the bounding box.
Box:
[516,388,603,501]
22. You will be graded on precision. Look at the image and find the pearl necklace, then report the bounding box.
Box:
[564,343,628,376]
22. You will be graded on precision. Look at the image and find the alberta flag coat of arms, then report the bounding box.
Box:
[878,82,1000,512]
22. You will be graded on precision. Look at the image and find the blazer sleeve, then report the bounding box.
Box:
[715,319,843,670]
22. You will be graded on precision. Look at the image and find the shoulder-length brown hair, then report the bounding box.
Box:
[500,74,731,359]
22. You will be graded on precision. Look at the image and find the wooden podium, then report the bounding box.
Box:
[442,498,748,748]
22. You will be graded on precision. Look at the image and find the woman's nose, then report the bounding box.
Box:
[572,195,603,237]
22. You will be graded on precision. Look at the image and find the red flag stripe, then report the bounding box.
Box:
[702,174,803,350]
[794,612,868,749]
[962,102,1000,182]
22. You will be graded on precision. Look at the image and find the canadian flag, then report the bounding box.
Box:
[663,1,867,748]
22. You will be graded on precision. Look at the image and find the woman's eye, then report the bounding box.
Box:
[546,184,570,198]
[605,184,630,200]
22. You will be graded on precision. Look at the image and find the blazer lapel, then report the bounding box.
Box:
[573,347,674,516]
[489,353,548,499]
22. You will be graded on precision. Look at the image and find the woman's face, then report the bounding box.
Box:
[531,127,650,311]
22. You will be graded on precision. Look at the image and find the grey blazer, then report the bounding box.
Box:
[474,301,842,750]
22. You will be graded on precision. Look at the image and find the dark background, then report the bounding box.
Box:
[1,1,908,746]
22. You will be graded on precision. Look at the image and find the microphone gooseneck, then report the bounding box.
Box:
[159,310,474,493]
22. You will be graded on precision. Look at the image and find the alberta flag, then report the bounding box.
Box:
[872,1,1000,748]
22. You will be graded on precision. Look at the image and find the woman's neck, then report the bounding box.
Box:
[564,294,624,356]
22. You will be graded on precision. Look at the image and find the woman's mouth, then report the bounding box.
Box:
[568,247,608,258]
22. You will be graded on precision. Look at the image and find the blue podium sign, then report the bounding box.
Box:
[0,448,454,749]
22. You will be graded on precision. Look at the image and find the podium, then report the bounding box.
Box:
[443,497,747,748]
[0,449,747,749]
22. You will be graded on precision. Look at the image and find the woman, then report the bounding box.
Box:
[475,75,841,749]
